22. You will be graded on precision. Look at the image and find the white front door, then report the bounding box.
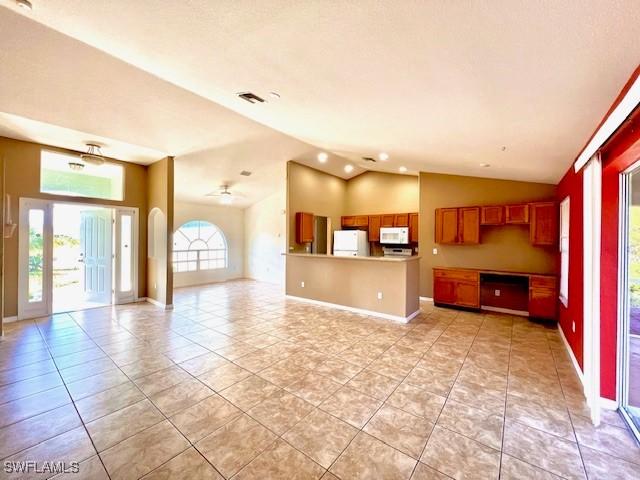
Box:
[80,209,113,305]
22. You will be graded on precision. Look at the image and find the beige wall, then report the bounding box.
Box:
[174,201,244,288]
[0,136,149,318]
[287,162,347,252]
[287,162,420,252]
[147,157,174,307]
[419,172,557,297]
[286,255,420,318]
[344,171,419,215]
[244,183,287,285]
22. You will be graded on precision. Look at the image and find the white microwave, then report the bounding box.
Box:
[380,227,409,244]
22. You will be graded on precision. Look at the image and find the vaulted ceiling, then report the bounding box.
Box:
[1,0,639,205]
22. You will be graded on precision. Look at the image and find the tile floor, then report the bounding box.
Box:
[0,280,639,479]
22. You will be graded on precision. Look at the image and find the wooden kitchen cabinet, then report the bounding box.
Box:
[530,202,558,246]
[433,269,480,308]
[296,212,314,243]
[505,204,529,224]
[354,215,369,227]
[480,206,504,225]
[368,215,381,242]
[341,216,355,227]
[381,214,395,227]
[435,208,459,244]
[529,275,557,319]
[394,213,409,227]
[458,207,480,244]
[409,213,419,243]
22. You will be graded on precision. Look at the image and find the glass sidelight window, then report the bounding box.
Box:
[28,209,45,302]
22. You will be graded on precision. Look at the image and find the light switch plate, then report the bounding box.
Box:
[432,248,438,255]
[377,292,383,300]
[301,281,305,288]
[494,289,501,297]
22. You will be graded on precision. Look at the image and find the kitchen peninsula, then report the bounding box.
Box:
[285,253,421,322]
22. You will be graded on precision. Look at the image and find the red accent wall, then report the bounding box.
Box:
[600,114,640,399]
[556,167,584,369]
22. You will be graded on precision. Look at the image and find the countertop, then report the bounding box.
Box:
[286,253,421,263]
[433,266,556,277]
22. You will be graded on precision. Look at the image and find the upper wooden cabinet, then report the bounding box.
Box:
[409,213,419,243]
[530,202,558,246]
[341,216,355,227]
[458,207,480,244]
[435,208,479,245]
[505,204,530,224]
[435,208,459,244]
[394,213,409,227]
[295,212,314,244]
[381,214,395,227]
[368,215,381,242]
[480,206,504,225]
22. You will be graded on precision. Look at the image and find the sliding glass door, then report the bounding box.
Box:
[619,164,640,440]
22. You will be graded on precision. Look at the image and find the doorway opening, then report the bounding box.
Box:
[52,204,113,313]
[18,198,138,319]
[619,162,640,440]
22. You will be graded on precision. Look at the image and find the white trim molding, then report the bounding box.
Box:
[419,296,434,302]
[145,297,174,310]
[574,75,640,172]
[285,295,420,323]
[558,323,584,383]
[583,154,603,426]
[2,316,18,324]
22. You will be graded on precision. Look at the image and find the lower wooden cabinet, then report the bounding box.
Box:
[296,212,314,243]
[433,269,480,308]
[529,275,557,319]
[434,269,557,320]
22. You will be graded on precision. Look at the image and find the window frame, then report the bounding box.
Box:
[40,149,125,202]
[559,196,570,307]
[172,220,228,273]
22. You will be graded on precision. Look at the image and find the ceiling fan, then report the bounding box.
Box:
[205,184,244,205]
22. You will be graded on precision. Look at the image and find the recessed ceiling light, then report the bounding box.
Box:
[501,146,507,151]
[344,164,354,173]
[317,152,328,163]
[378,152,389,161]
[269,91,281,99]
[16,0,32,9]
[480,163,491,168]
[398,166,407,173]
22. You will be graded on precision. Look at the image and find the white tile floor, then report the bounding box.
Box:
[0,279,638,479]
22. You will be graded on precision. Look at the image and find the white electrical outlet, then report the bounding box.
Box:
[572,321,576,333]
[432,248,438,255]
[494,289,501,297]
[301,281,305,288]
[377,292,383,300]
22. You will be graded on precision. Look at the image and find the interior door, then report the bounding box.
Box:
[18,199,52,319]
[114,208,137,304]
[80,209,113,304]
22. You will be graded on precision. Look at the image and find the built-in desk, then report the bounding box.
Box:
[286,253,421,322]
[433,267,557,319]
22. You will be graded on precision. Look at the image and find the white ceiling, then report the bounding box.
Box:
[1,0,639,196]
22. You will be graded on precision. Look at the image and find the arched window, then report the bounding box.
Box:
[172,221,227,272]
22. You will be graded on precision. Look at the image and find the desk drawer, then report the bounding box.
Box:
[434,269,479,282]
[530,275,556,289]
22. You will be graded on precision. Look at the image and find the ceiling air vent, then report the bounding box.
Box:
[362,156,377,163]
[237,92,265,104]
[240,170,252,176]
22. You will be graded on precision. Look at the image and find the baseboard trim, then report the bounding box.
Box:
[285,295,419,323]
[146,297,174,310]
[558,323,584,382]
[419,296,434,302]
[2,316,18,324]
[600,397,619,410]
[481,305,529,317]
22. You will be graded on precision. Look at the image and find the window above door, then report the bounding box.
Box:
[40,150,124,201]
